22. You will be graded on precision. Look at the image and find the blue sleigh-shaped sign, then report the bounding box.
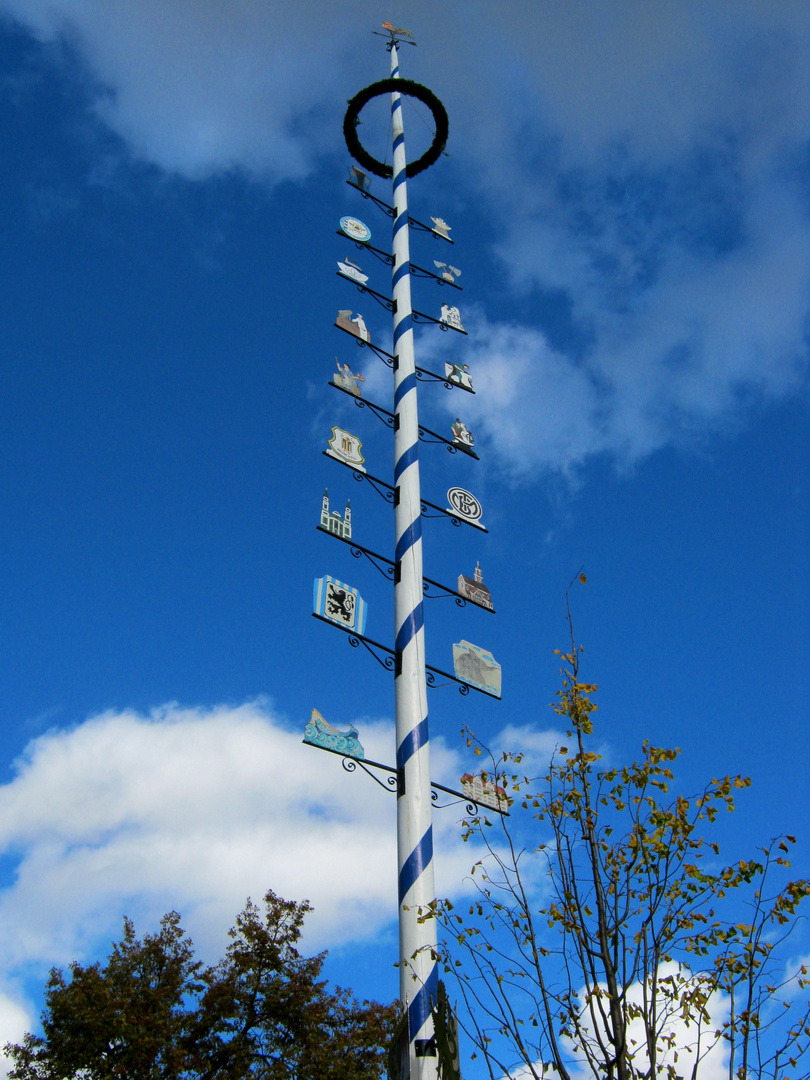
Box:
[303,709,365,760]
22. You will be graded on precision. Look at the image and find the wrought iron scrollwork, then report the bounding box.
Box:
[351,545,396,580]
[348,633,396,672]
[413,365,474,394]
[347,181,396,219]
[420,499,462,525]
[344,235,394,265]
[408,262,462,291]
[422,578,467,607]
[425,668,471,695]
[353,282,394,312]
[353,338,395,368]
[431,794,464,809]
[418,495,487,532]
[407,215,454,243]
[417,426,449,446]
[353,397,395,429]
[417,575,493,613]
[414,367,445,385]
[319,531,490,612]
[342,756,399,793]
[305,742,509,816]
[353,470,395,504]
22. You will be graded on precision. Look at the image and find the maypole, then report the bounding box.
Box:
[307,20,507,1080]
[388,41,437,1080]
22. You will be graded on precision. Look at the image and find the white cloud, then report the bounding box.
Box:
[0,700,481,1048]
[493,724,568,773]
[421,313,609,480]
[2,0,808,474]
[457,6,810,476]
[442,1,810,173]
[0,985,33,1080]
[0,0,383,181]
[420,228,809,478]
[5,2,809,183]
[0,702,398,967]
[497,964,731,1080]
[605,964,730,1080]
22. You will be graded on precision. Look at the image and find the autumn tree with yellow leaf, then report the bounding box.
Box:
[437,579,810,1080]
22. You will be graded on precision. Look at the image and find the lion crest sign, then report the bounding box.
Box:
[313,576,368,634]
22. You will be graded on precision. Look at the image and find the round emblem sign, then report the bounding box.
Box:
[339,216,371,243]
[447,487,483,523]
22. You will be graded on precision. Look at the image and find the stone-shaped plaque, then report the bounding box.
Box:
[452,640,501,698]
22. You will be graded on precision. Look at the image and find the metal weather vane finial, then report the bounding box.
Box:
[374,21,417,47]
[382,21,412,36]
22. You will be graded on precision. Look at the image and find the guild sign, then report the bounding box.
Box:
[339,216,372,243]
[327,427,366,472]
[337,257,369,284]
[348,165,370,192]
[335,309,370,343]
[450,417,475,454]
[458,561,494,611]
[304,708,365,759]
[434,260,461,284]
[445,361,473,391]
[452,640,502,698]
[313,576,368,634]
[334,358,365,397]
[447,486,484,528]
[440,304,465,333]
[431,216,451,240]
[460,771,507,811]
[320,489,352,539]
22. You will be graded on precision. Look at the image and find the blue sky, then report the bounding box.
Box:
[0,2,809,1074]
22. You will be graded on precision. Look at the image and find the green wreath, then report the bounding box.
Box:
[343,78,449,179]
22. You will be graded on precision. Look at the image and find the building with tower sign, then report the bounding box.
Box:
[320,489,351,540]
[458,562,493,611]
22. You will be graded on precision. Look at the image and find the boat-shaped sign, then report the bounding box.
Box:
[337,257,369,284]
[304,708,365,759]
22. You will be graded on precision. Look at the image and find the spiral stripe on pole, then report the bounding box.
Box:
[392,263,411,289]
[394,372,417,408]
[389,43,439,1080]
[409,966,439,1040]
[396,718,429,767]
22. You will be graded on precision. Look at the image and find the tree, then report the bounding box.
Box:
[437,579,810,1080]
[5,890,398,1080]
[189,891,397,1080]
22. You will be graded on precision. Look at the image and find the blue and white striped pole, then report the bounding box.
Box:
[389,43,439,1080]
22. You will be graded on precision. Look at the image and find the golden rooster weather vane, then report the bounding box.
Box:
[374,21,417,46]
